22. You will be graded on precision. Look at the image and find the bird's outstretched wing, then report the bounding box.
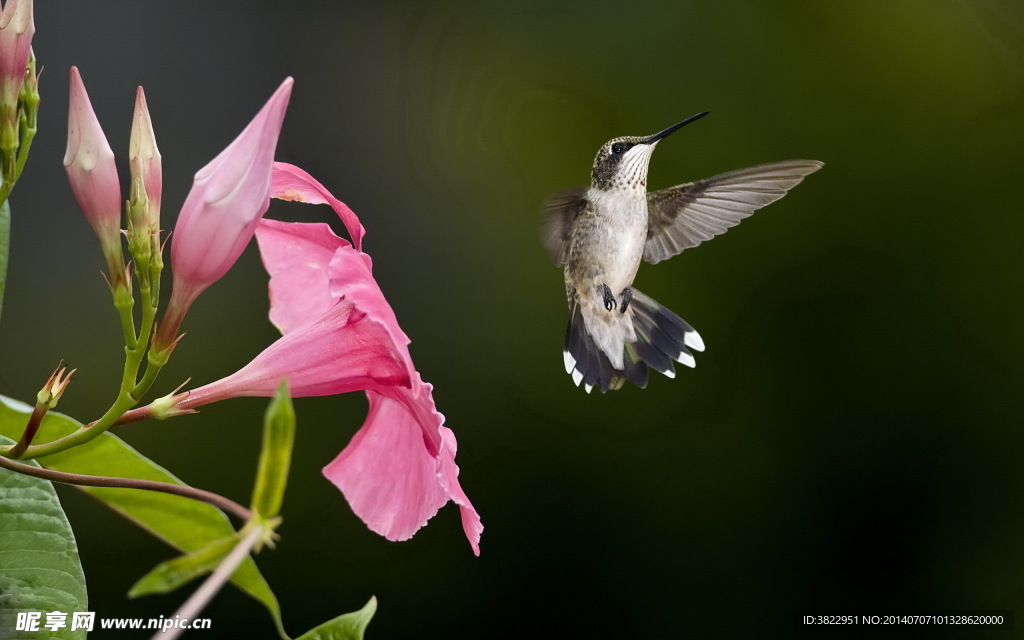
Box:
[541,186,588,266]
[644,160,823,264]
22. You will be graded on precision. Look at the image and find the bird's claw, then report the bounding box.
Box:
[602,284,617,311]
[620,287,632,314]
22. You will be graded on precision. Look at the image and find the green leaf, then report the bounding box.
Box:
[0,199,10,328]
[0,435,88,640]
[128,534,238,598]
[0,395,287,638]
[252,379,296,519]
[296,598,377,640]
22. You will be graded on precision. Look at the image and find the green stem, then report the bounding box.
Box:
[3,321,169,461]
[11,390,137,459]
[133,354,164,400]
[131,288,163,399]
[138,285,157,352]
[0,199,9,329]
[0,197,173,459]
[116,286,138,351]
[0,103,36,211]
[14,121,35,185]
[4,306,166,460]
[7,404,45,459]
[0,151,13,195]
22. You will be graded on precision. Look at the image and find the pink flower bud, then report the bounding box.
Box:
[129,86,161,229]
[64,66,123,262]
[160,78,292,342]
[0,0,34,111]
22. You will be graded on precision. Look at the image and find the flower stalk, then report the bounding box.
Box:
[0,453,251,521]
[158,525,263,640]
[3,309,168,459]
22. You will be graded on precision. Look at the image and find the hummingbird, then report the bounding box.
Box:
[542,112,822,393]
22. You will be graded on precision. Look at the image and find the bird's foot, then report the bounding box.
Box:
[601,284,617,311]
[620,287,632,314]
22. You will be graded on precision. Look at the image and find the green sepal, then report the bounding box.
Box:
[295,597,377,640]
[251,379,296,519]
[0,435,88,640]
[0,395,286,637]
[128,533,239,598]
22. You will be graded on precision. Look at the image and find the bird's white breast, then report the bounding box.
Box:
[587,188,648,292]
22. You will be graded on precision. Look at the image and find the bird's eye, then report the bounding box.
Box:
[611,143,624,155]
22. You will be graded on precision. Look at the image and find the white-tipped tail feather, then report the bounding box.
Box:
[676,350,696,368]
[564,350,577,375]
[562,288,702,392]
[685,329,705,352]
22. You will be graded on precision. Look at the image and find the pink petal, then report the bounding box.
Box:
[328,244,413,372]
[256,217,414,381]
[328,246,447,454]
[256,218,439,455]
[324,389,480,555]
[436,427,483,556]
[271,162,366,251]
[255,219,350,333]
[178,300,410,410]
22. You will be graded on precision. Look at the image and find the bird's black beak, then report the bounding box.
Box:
[642,111,710,145]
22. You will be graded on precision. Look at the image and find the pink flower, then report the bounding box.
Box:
[173,163,482,555]
[64,66,122,253]
[158,78,293,348]
[0,0,34,111]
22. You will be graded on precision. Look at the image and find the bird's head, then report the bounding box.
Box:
[590,111,709,192]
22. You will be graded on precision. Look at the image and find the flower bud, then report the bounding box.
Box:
[64,66,125,282]
[36,362,75,410]
[127,86,161,279]
[129,86,161,230]
[251,379,296,520]
[157,78,292,348]
[0,0,34,115]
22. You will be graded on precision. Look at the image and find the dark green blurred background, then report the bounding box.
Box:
[1,1,1022,638]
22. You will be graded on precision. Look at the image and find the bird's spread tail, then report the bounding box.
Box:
[627,289,705,381]
[563,289,704,393]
